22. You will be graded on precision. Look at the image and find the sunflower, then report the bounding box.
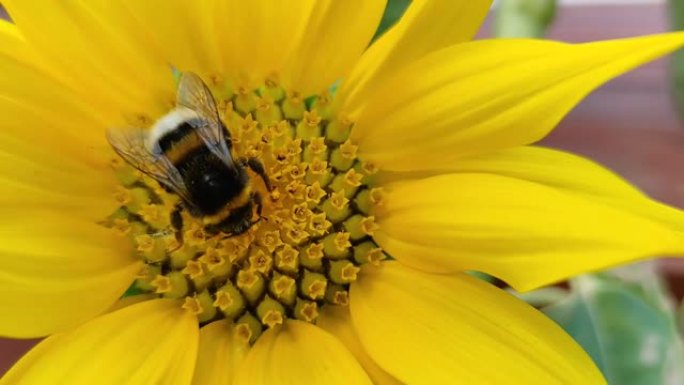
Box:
[2,1,684,384]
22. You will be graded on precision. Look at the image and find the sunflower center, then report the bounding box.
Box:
[106,76,386,344]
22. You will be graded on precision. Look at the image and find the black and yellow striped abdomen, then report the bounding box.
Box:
[157,122,251,226]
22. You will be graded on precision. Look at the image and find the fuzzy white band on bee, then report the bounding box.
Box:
[146,107,201,151]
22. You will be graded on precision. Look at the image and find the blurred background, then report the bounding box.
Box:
[2,1,684,383]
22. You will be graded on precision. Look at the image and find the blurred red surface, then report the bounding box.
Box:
[541,5,684,209]
[2,2,684,377]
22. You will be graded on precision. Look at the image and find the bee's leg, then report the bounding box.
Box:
[241,157,272,191]
[170,203,184,251]
[251,191,264,219]
[171,204,183,230]
[218,198,261,238]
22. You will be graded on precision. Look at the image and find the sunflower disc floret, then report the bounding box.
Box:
[107,77,387,344]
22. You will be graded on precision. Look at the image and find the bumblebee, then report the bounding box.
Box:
[107,72,270,237]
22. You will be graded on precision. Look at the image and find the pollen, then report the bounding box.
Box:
[275,244,299,272]
[291,203,312,223]
[363,246,387,266]
[370,188,386,205]
[185,224,207,247]
[261,310,284,329]
[198,248,223,269]
[111,218,131,235]
[237,269,260,290]
[306,242,325,260]
[249,249,273,274]
[150,275,172,294]
[303,110,321,127]
[239,114,258,134]
[332,291,349,306]
[343,169,363,187]
[287,163,307,180]
[304,182,326,204]
[330,260,361,284]
[135,234,155,253]
[326,232,352,257]
[259,230,283,253]
[182,296,204,315]
[270,120,290,138]
[113,186,132,206]
[296,300,319,323]
[282,221,310,245]
[213,290,234,310]
[361,161,379,176]
[303,271,327,300]
[272,147,290,164]
[234,323,253,344]
[307,137,327,156]
[308,213,332,236]
[339,140,358,159]
[108,77,388,343]
[181,260,204,279]
[330,191,349,210]
[139,204,170,229]
[283,91,305,120]
[308,158,328,175]
[272,274,296,296]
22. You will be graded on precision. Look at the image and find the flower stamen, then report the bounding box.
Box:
[107,81,389,342]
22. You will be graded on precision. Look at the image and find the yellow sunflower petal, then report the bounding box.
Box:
[375,173,684,291]
[318,306,402,385]
[0,209,140,338]
[234,320,372,385]
[0,20,60,81]
[214,1,315,89]
[350,262,606,384]
[107,294,157,313]
[125,0,316,90]
[352,33,684,172]
[282,0,386,96]
[0,150,118,220]
[192,320,249,385]
[122,0,221,76]
[3,0,174,120]
[1,299,198,385]
[0,53,120,218]
[338,0,492,114]
[0,34,112,151]
[0,20,33,63]
[440,146,684,233]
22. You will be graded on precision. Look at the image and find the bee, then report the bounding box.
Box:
[107,72,271,239]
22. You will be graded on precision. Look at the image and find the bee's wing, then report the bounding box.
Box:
[106,127,198,211]
[176,72,235,166]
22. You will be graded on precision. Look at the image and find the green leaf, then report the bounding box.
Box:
[495,0,557,38]
[669,0,684,121]
[514,286,568,308]
[542,264,684,385]
[122,282,144,298]
[372,0,411,42]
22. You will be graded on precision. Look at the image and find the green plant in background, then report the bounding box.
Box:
[496,0,557,38]
[670,0,684,121]
[542,265,684,385]
[372,0,410,41]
